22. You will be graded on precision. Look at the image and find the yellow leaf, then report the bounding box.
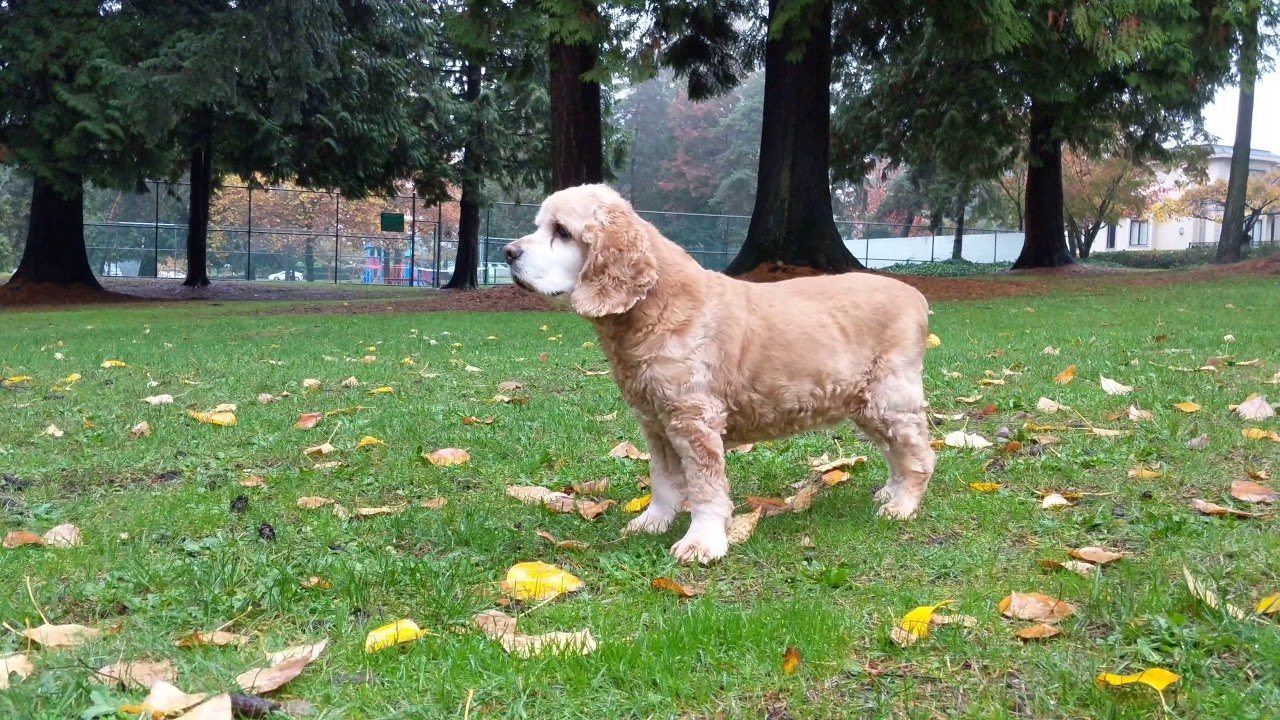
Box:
[425,448,470,466]
[1241,428,1272,441]
[186,408,237,427]
[61,373,82,384]
[101,360,128,368]
[925,334,941,349]
[1054,365,1076,384]
[500,561,584,601]
[1096,667,1180,692]
[364,619,429,653]
[1127,466,1162,479]
[624,494,652,512]
[890,600,954,646]
[2,375,33,386]
[782,647,802,674]
[1255,593,1279,614]
[1174,402,1201,413]
[1016,624,1062,641]
[369,386,394,394]
[356,435,386,449]
[821,469,850,487]
[1182,566,1249,620]
[968,482,1003,493]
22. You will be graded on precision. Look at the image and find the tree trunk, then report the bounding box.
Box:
[1079,222,1101,260]
[184,123,213,287]
[724,0,860,275]
[951,188,967,261]
[1066,217,1082,258]
[1216,2,1259,264]
[1011,100,1074,269]
[549,22,603,190]
[7,174,102,289]
[445,61,483,290]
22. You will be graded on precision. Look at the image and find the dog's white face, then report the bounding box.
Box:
[503,185,619,300]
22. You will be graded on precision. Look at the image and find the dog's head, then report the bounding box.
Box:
[503,184,659,318]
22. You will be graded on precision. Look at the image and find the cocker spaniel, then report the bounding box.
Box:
[503,184,935,564]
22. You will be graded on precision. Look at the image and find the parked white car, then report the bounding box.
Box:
[267,271,306,281]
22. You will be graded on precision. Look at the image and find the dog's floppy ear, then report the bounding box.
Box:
[571,206,659,318]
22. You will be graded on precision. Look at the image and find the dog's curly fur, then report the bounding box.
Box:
[504,184,936,564]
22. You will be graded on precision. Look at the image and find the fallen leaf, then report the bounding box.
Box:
[1183,566,1249,620]
[1127,466,1162,479]
[1090,427,1128,438]
[1096,668,1180,693]
[4,530,46,549]
[564,479,611,495]
[144,394,175,405]
[236,657,313,694]
[1174,401,1201,413]
[535,530,590,550]
[955,395,983,404]
[2,375,33,386]
[821,469,850,487]
[998,592,1076,622]
[419,497,448,510]
[1036,397,1067,413]
[129,421,152,438]
[186,408,237,427]
[369,386,394,395]
[651,577,704,599]
[968,482,1003,492]
[294,412,323,430]
[131,681,208,715]
[1255,594,1279,614]
[301,576,333,590]
[498,380,523,392]
[890,600,954,647]
[257,393,276,404]
[1189,498,1261,518]
[1126,405,1153,422]
[925,334,941,348]
[929,614,978,628]
[425,448,470,466]
[1016,624,1062,641]
[1054,365,1076,385]
[302,378,321,391]
[0,654,34,690]
[303,442,335,456]
[101,359,128,368]
[727,508,764,545]
[1040,559,1097,577]
[96,659,176,689]
[727,443,754,454]
[787,483,820,513]
[296,496,335,510]
[361,355,377,364]
[1187,434,1211,450]
[211,403,236,413]
[1237,394,1276,422]
[240,476,265,488]
[506,485,557,504]
[1033,434,1061,446]
[1230,480,1278,504]
[782,647,802,674]
[267,639,329,666]
[175,630,253,648]
[624,494,652,512]
[352,504,407,518]
[42,523,81,547]
[1241,427,1280,442]
[463,415,496,425]
[978,378,1005,387]
[747,496,790,516]
[472,609,596,658]
[1223,334,1236,343]
[1100,376,1132,395]
[1042,346,1060,356]
[1068,547,1128,565]
[609,441,650,460]
[944,431,993,449]
[464,365,482,373]
[811,456,866,473]
[20,623,101,648]
[43,424,64,438]
[356,435,386,449]
[500,561,584,601]
[166,693,232,720]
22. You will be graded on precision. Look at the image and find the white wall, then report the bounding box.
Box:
[844,232,1025,269]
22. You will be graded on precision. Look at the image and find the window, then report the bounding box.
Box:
[1128,221,1150,247]
[1269,214,1279,244]
[1105,224,1117,249]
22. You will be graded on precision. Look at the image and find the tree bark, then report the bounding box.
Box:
[184,122,214,287]
[305,237,316,282]
[1011,100,1074,269]
[1216,2,1259,263]
[549,23,603,190]
[445,61,483,290]
[7,174,102,289]
[951,188,967,261]
[724,0,859,275]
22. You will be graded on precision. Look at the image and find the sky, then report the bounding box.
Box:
[1202,68,1280,153]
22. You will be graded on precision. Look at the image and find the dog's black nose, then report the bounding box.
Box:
[503,244,522,264]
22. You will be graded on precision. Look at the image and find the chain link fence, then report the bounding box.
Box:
[0,178,1024,283]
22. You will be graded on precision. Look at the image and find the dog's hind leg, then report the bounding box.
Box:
[855,371,935,519]
[622,420,685,536]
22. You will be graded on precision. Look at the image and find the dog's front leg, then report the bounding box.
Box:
[622,420,684,536]
[664,406,732,565]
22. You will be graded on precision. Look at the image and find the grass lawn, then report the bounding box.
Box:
[2,277,1278,719]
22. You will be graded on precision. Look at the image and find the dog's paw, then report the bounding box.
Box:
[876,496,921,520]
[873,484,894,503]
[670,530,729,565]
[622,508,675,536]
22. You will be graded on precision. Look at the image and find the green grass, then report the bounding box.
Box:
[2,278,1279,719]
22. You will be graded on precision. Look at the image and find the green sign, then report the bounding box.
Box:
[380,212,405,233]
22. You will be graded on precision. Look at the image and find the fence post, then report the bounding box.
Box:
[153,181,160,277]
[865,236,870,266]
[993,230,998,263]
[930,233,936,262]
[334,192,340,283]
[246,185,253,280]
[484,205,492,284]
[409,192,417,288]
[434,204,442,288]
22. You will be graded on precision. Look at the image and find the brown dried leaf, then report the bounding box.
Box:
[1016,624,1062,641]
[506,485,556,504]
[1189,498,1261,518]
[746,496,790,517]
[781,647,801,675]
[235,655,314,695]
[96,659,177,689]
[1183,566,1249,620]
[130,421,152,438]
[998,592,1077,622]
[1067,547,1128,565]
[564,479,611,495]
[608,441,650,460]
[425,448,470,466]
[574,498,617,521]
[811,456,866,473]
[535,530,590,550]
[303,442,334,456]
[419,497,448,510]
[1237,394,1276,422]
[727,508,764,545]
[651,577,705,599]
[472,610,596,658]
[1127,466,1162,479]
[20,623,101,648]
[0,654,34,690]
[1040,559,1097,577]
[175,630,253,648]
[1230,480,1278,504]
[1186,434,1210,450]
[3,530,46,549]
[240,476,266,488]
[42,523,82,548]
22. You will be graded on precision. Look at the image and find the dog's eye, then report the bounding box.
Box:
[552,223,570,241]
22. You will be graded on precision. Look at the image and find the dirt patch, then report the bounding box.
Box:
[0,280,143,308]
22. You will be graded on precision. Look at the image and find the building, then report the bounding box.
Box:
[1095,144,1280,254]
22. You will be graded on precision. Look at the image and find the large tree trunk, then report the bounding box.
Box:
[725,0,859,275]
[184,124,213,287]
[1011,101,1074,269]
[7,174,102,289]
[549,21,603,190]
[1216,2,1259,264]
[445,61,483,290]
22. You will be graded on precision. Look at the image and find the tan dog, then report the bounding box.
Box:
[503,184,935,564]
